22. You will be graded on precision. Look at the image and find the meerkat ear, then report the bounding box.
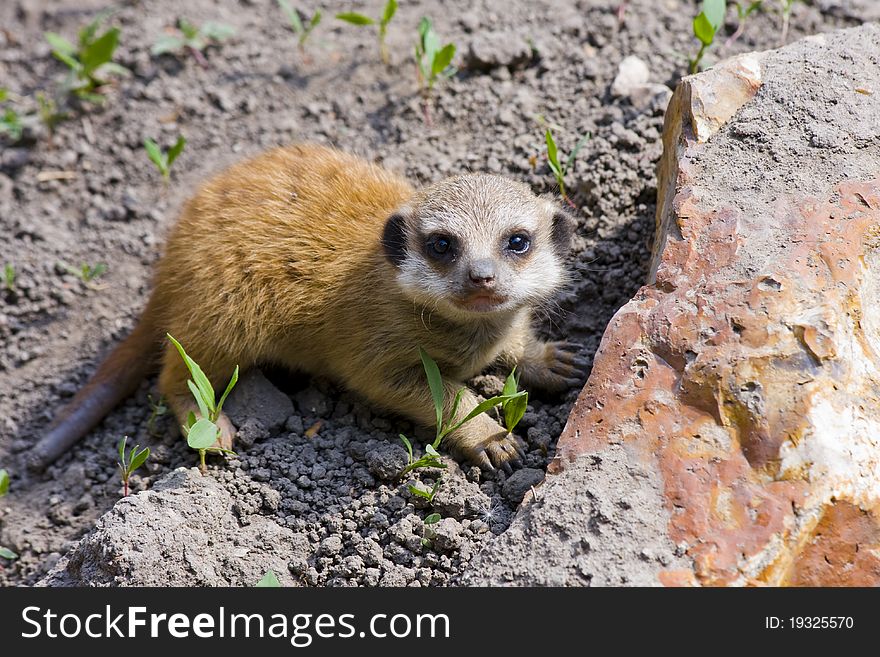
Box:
[551,207,577,255]
[382,209,410,267]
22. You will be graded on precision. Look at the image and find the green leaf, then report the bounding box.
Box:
[419,348,445,434]
[693,12,716,46]
[399,434,413,462]
[309,11,322,30]
[425,443,440,457]
[187,418,220,450]
[129,447,150,472]
[502,367,518,398]
[201,22,236,42]
[0,469,9,497]
[178,19,200,40]
[702,0,727,29]
[166,136,186,168]
[52,49,82,73]
[143,138,166,174]
[445,391,528,436]
[189,379,211,420]
[448,388,465,431]
[502,393,528,433]
[424,513,441,525]
[152,35,184,55]
[545,129,559,169]
[80,28,119,77]
[0,547,17,560]
[336,12,374,25]
[0,88,7,102]
[186,411,197,428]
[45,32,76,56]
[431,43,455,76]
[422,23,440,62]
[408,484,432,499]
[117,436,127,466]
[256,570,281,587]
[381,0,398,26]
[278,0,302,31]
[167,334,216,416]
[216,365,239,416]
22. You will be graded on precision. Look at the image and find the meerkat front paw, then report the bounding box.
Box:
[448,413,526,472]
[519,340,589,392]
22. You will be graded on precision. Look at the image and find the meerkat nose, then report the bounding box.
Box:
[468,259,496,288]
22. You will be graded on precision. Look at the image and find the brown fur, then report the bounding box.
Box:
[30,144,585,472]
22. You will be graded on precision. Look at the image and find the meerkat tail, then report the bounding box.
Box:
[27,297,164,472]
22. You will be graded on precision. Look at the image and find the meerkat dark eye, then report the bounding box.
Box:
[507,233,531,254]
[427,234,454,259]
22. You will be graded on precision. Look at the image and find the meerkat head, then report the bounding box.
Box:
[381,174,575,320]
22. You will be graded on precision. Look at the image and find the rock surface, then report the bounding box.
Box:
[40,468,306,586]
[467,23,880,586]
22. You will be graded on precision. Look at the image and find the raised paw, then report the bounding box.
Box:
[519,340,589,392]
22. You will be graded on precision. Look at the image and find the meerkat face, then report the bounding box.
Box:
[382,174,575,320]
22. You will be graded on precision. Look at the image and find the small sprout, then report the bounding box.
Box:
[146,394,168,437]
[725,1,763,47]
[690,0,727,74]
[0,91,23,142]
[117,436,150,497]
[45,12,128,103]
[144,136,186,180]
[168,334,239,473]
[0,469,17,562]
[36,92,67,133]
[420,512,442,547]
[278,0,322,51]
[336,0,397,65]
[414,18,456,96]
[3,263,14,291]
[256,570,282,587]
[59,260,108,284]
[400,348,528,485]
[152,19,235,65]
[408,477,442,502]
[545,128,590,204]
[500,367,528,433]
[779,0,801,45]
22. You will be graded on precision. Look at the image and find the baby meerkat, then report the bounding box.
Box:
[30,144,586,472]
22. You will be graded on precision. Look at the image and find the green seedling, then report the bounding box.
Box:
[336,0,397,65]
[36,92,67,134]
[414,18,456,96]
[408,477,442,502]
[278,0,322,51]
[420,512,441,547]
[117,436,150,497]
[45,13,127,103]
[60,261,107,283]
[779,0,800,45]
[3,263,14,292]
[545,128,590,204]
[167,334,239,473]
[256,570,282,587]
[724,1,762,47]
[690,0,727,74]
[152,19,235,66]
[0,90,23,142]
[399,348,528,478]
[144,136,186,180]
[0,469,17,562]
[146,394,168,437]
